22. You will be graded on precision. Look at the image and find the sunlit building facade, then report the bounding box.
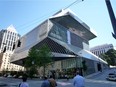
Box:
[0,25,24,71]
[90,44,114,57]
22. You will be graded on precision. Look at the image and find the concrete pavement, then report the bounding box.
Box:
[0,68,116,87]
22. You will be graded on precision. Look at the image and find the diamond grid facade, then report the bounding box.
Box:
[10,9,108,75]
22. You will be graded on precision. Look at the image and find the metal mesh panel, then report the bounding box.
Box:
[70,32,89,49]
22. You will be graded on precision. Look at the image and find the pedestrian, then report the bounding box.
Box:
[49,75,57,87]
[65,74,69,81]
[41,77,50,87]
[52,72,56,79]
[19,76,29,87]
[73,70,85,87]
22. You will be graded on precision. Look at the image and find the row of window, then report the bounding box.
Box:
[92,50,106,56]
[2,54,21,71]
[3,30,18,36]
[91,45,113,51]
[1,30,19,52]
[3,31,18,43]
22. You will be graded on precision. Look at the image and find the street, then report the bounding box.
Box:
[0,68,116,87]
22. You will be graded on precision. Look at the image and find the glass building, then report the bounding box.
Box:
[11,9,108,75]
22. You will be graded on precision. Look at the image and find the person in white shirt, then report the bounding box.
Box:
[73,70,85,87]
[19,76,29,87]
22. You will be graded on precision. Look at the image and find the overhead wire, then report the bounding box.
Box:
[64,0,84,10]
[15,0,84,35]
[16,9,59,35]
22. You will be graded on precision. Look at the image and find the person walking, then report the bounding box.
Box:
[49,75,57,87]
[41,77,50,87]
[73,70,85,87]
[65,74,69,81]
[19,76,29,87]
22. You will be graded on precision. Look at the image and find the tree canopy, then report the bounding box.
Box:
[24,44,53,77]
[25,44,53,68]
[100,49,116,66]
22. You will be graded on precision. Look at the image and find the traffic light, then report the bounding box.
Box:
[3,46,6,53]
[12,43,15,50]
[17,40,21,47]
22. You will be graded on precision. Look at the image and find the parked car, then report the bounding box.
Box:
[18,75,22,79]
[13,75,16,78]
[4,74,8,77]
[106,73,116,81]
[7,74,12,78]
[13,74,19,78]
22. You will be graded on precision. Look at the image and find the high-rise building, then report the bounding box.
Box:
[0,25,24,71]
[90,44,114,57]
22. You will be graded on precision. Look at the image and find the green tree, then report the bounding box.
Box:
[105,49,116,66]
[36,44,53,77]
[24,48,39,78]
[100,53,108,62]
[100,49,116,66]
[24,44,53,78]
[28,66,38,79]
[24,47,39,68]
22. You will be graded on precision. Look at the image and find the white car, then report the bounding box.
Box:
[7,75,12,78]
[18,76,22,79]
[106,73,116,81]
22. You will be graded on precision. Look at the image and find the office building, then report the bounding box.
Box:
[0,25,24,71]
[90,44,114,57]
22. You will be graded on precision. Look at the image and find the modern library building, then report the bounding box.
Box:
[11,9,108,76]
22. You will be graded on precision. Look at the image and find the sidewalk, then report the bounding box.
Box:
[85,69,110,79]
[23,70,107,82]
[85,71,102,79]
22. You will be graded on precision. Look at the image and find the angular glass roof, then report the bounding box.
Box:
[50,9,97,40]
[50,37,107,64]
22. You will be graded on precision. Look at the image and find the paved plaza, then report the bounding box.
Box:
[0,68,116,87]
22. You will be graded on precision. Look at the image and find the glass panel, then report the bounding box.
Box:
[48,20,67,43]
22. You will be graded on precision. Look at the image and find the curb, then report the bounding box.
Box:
[0,83,7,86]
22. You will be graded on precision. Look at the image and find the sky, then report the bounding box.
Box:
[0,0,116,48]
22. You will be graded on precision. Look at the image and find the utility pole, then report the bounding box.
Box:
[105,0,116,39]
